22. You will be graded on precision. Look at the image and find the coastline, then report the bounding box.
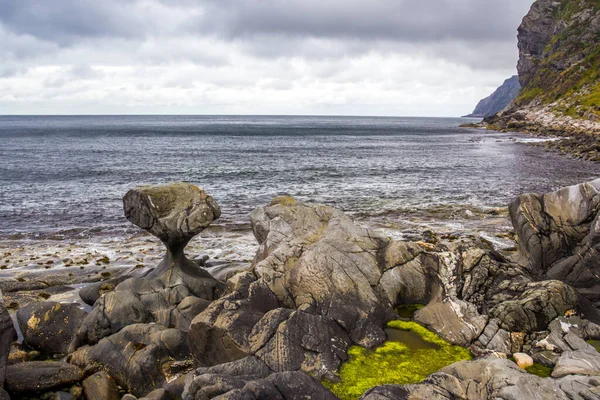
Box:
[460,115,600,163]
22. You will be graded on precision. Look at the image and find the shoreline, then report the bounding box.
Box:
[460,120,600,163]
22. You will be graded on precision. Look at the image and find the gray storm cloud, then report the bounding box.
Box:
[0,0,535,115]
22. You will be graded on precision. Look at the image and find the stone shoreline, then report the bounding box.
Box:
[1,181,600,400]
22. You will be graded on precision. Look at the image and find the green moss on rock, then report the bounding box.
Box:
[322,320,472,400]
[588,339,600,352]
[525,363,553,378]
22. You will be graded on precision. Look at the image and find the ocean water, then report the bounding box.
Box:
[1,115,599,243]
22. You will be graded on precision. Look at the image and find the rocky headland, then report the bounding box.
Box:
[1,180,600,399]
[464,0,600,163]
[464,76,521,118]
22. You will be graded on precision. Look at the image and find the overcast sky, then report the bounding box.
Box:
[0,0,534,116]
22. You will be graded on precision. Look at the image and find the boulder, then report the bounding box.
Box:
[16,301,87,355]
[0,300,16,400]
[513,352,534,369]
[552,349,600,378]
[5,361,83,394]
[509,179,600,304]
[70,324,192,397]
[250,198,391,347]
[82,371,120,400]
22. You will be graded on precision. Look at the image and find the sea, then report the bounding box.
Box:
[1,115,599,266]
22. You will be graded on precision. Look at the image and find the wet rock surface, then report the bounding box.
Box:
[5,361,83,394]
[510,179,600,308]
[16,301,87,356]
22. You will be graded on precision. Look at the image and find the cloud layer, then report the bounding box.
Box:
[0,0,534,116]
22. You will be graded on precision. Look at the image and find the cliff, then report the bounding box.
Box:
[464,76,521,118]
[488,0,600,134]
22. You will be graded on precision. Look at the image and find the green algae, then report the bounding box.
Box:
[395,304,424,320]
[322,320,472,400]
[525,363,553,378]
[588,339,600,352]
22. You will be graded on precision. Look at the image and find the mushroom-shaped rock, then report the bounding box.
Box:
[123,182,221,279]
[71,184,224,350]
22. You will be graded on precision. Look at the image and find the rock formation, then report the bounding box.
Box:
[464,76,521,118]
[4,181,600,399]
[509,178,600,309]
[0,297,16,400]
[66,183,226,396]
[487,0,600,134]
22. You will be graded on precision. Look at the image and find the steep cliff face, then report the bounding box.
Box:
[465,76,520,118]
[491,0,600,133]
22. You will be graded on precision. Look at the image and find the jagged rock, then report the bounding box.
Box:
[71,184,224,349]
[509,179,600,305]
[5,361,83,394]
[377,242,440,306]
[456,244,533,313]
[0,300,16,400]
[188,281,279,367]
[250,309,349,379]
[250,198,391,347]
[489,280,578,333]
[183,365,337,400]
[82,371,120,400]
[182,357,272,399]
[16,301,87,355]
[70,324,192,397]
[471,319,511,355]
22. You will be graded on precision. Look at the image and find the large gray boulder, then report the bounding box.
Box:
[250,197,392,347]
[16,301,87,355]
[0,299,16,400]
[510,179,600,306]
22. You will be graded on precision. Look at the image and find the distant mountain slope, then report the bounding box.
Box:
[488,0,600,134]
[465,76,520,118]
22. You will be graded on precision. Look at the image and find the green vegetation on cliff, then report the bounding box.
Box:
[322,320,472,400]
[515,0,600,118]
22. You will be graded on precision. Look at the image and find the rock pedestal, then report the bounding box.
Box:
[123,182,221,284]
